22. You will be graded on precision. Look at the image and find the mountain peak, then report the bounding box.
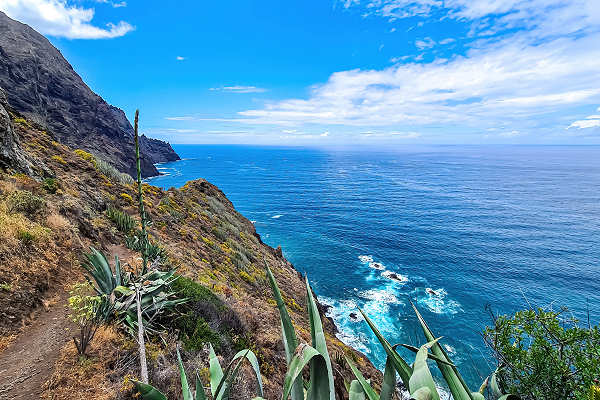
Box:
[0,11,179,177]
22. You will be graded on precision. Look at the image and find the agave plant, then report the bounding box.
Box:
[133,345,264,399]
[106,206,136,233]
[83,246,126,297]
[265,265,336,400]
[346,302,519,400]
[112,269,188,336]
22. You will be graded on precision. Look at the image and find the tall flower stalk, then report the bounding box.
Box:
[134,109,149,274]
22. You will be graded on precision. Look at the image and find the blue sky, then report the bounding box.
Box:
[2,0,600,145]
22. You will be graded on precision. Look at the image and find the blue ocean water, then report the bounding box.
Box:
[147,145,600,389]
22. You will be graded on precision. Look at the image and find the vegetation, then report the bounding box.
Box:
[484,306,600,400]
[42,177,58,194]
[96,158,134,184]
[106,205,135,233]
[6,190,45,216]
[67,282,108,356]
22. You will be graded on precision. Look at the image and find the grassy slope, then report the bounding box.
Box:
[0,116,382,399]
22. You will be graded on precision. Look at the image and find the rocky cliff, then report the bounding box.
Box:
[0,11,179,178]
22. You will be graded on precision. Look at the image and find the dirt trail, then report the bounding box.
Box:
[0,292,73,400]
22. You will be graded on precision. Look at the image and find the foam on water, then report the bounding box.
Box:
[271,214,283,219]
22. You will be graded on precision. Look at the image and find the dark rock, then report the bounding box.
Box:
[0,86,34,174]
[0,12,179,177]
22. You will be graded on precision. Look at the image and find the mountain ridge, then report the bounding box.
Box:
[0,11,179,178]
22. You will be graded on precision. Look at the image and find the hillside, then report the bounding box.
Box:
[0,96,382,398]
[0,11,179,178]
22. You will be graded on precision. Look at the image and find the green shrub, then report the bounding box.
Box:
[484,306,600,400]
[125,230,168,264]
[6,190,45,216]
[17,230,36,244]
[41,178,58,194]
[212,226,228,241]
[96,158,134,185]
[172,276,245,353]
[106,206,135,233]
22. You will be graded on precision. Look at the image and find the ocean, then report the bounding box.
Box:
[147,144,600,389]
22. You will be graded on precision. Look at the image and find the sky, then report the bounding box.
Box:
[1,0,600,145]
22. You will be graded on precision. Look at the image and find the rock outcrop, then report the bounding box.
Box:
[0,11,179,177]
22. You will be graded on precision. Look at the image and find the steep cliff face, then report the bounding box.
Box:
[0,11,179,177]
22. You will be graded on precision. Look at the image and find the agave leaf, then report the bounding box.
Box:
[305,275,335,400]
[410,301,473,400]
[497,396,520,400]
[231,349,264,397]
[399,344,456,367]
[213,349,250,400]
[282,344,325,400]
[114,255,122,287]
[359,308,412,386]
[344,356,379,400]
[84,247,116,295]
[380,354,397,400]
[132,381,167,400]
[490,370,502,399]
[195,371,207,400]
[409,338,440,400]
[478,375,489,395]
[209,344,225,397]
[471,393,485,400]
[177,348,193,400]
[349,380,367,400]
[411,387,433,400]
[266,264,304,400]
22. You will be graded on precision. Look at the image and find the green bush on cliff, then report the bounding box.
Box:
[483,306,600,400]
[106,206,135,233]
[42,178,58,194]
[172,276,246,353]
[6,190,45,216]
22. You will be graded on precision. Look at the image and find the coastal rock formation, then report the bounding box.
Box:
[0,11,179,177]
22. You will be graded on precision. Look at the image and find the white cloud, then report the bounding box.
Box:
[321,131,330,136]
[415,37,435,49]
[95,0,126,7]
[0,0,134,39]
[164,116,194,121]
[209,85,267,93]
[567,108,600,129]
[176,56,186,61]
[439,38,455,45]
[237,32,600,132]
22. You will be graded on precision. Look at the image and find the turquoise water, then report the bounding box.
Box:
[147,145,600,389]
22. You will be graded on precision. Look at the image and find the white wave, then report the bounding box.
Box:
[443,343,456,355]
[358,255,373,263]
[413,287,462,315]
[369,261,385,270]
[250,220,257,224]
[359,288,400,305]
[381,270,408,283]
[271,214,283,219]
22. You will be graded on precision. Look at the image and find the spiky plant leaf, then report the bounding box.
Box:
[344,355,379,400]
[349,380,367,400]
[209,344,224,398]
[282,344,326,400]
[305,275,335,400]
[231,348,264,397]
[177,348,193,400]
[195,371,207,400]
[213,350,250,400]
[380,355,397,400]
[84,247,117,295]
[132,381,167,400]
[399,344,456,366]
[411,387,433,400]
[359,308,412,386]
[409,338,441,400]
[490,370,502,399]
[266,264,304,400]
[497,396,520,400]
[410,302,473,400]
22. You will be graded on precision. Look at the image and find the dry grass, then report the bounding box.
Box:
[42,327,126,400]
